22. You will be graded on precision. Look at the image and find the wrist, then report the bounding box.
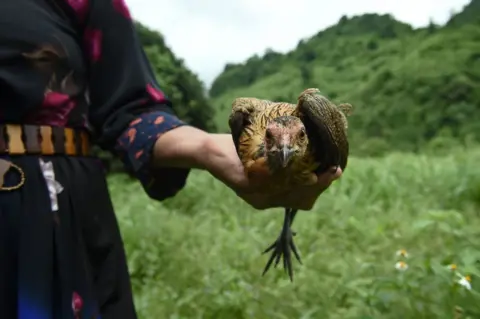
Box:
[198,133,224,171]
[189,132,219,171]
[201,133,247,190]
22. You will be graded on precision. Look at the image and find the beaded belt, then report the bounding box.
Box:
[0,124,91,156]
[0,124,92,191]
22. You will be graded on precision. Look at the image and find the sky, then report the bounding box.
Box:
[125,0,470,87]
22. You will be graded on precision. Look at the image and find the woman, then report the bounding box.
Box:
[0,0,342,318]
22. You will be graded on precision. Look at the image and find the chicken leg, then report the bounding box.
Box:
[261,208,302,281]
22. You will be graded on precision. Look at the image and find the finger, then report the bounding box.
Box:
[330,167,343,181]
[316,166,342,188]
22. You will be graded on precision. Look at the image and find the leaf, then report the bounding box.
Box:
[412,219,435,230]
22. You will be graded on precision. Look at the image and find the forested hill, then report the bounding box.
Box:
[135,23,216,132]
[209,0,480,156]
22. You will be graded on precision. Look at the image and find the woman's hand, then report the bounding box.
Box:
[152,127,342,211]
[201,133,342,210]
[240,167,342,210]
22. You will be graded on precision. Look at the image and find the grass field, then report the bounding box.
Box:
[109,148,480,319]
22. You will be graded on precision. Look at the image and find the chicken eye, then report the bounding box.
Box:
[299,130,306,138]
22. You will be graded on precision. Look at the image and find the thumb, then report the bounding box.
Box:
[317,166,342,189]
[330,166,343,181]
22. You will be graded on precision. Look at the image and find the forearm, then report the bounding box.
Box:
[151,127,247,191]
[152,126,215,170]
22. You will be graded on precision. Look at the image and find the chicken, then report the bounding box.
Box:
[228,88,352,281]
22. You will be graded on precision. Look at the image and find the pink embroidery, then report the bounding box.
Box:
[27,92,76,126]
[112,0,131,19]
[84,28,103,62]
[44,92,70,106]
[72,291,83,315]
[146,84,166,103]
[65,0,89,22]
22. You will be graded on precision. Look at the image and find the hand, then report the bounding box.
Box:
[202,133,342,210]
[241,167,342,210]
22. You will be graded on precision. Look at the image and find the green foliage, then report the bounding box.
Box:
[111,148,480,318]
[447,0,480,27]
[209,1,480,157]
[210,51,286,98]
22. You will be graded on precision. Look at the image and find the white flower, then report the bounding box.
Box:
[395,261,408,271]
[457,275,472,290]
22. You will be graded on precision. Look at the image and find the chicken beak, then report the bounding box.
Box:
[280,145,294,168]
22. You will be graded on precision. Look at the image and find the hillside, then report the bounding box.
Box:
[210,0,480,156]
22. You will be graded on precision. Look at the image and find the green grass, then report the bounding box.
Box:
[109,148,480,318]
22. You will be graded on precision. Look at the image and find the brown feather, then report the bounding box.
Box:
[229,89,352,192]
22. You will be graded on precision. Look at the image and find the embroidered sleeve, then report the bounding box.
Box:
[70,0,190,200]
[115,111,189,200]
